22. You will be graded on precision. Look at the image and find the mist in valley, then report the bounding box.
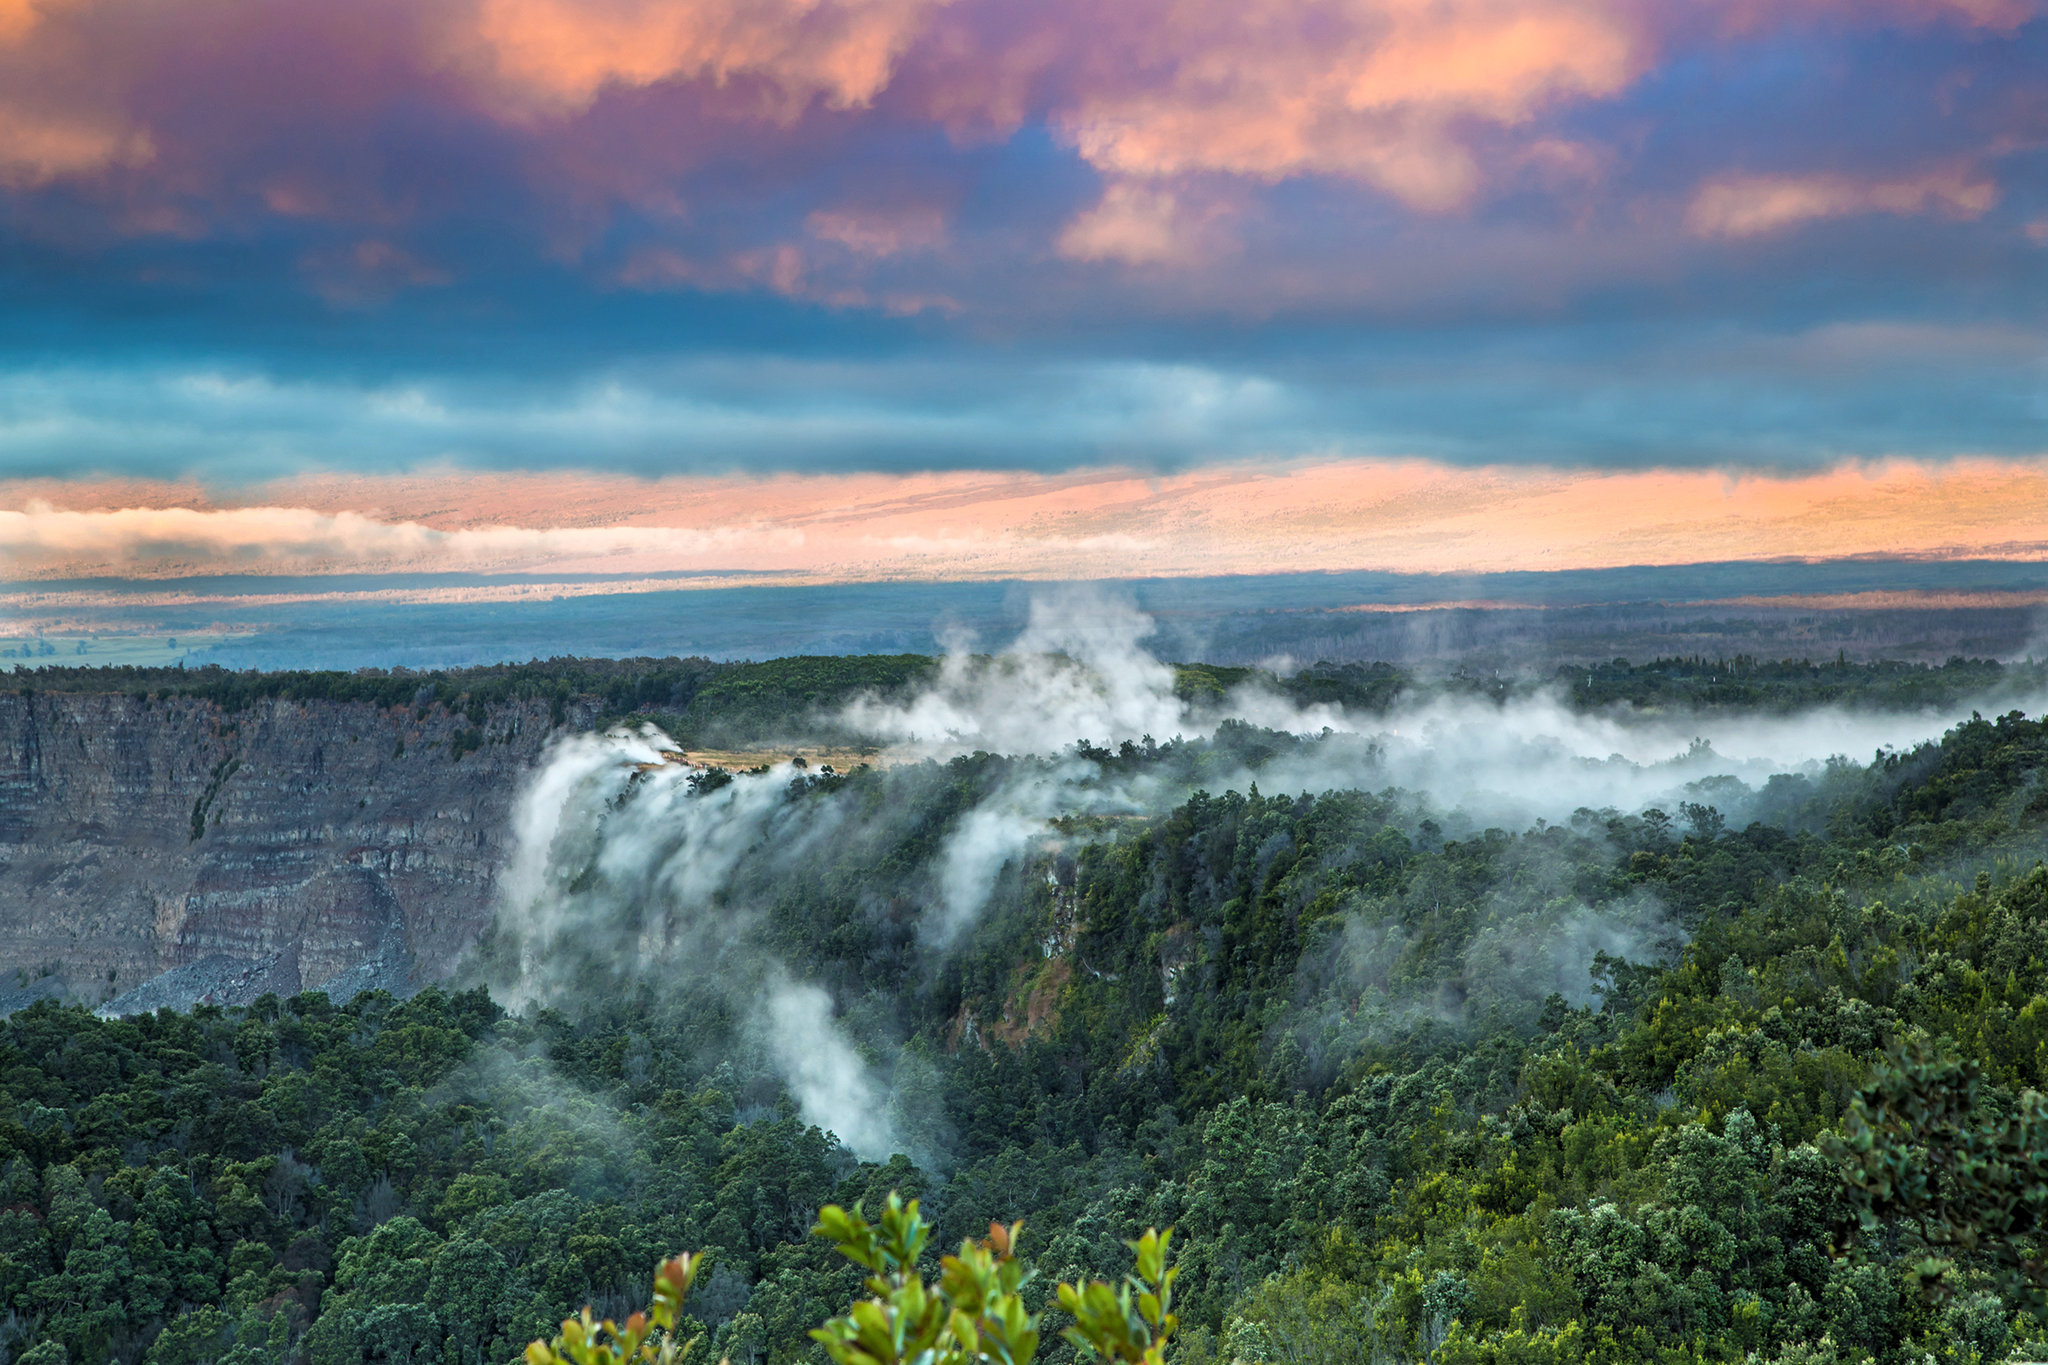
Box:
[479,589,2048,1162]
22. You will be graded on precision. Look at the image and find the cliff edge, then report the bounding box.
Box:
[0,690,576,1013]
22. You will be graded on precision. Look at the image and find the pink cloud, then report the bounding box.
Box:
[9,459,2048,583]
[1686,164,2000,238]
[620,242,808,295]
[450,0,952,118]
[1717,0,2038,33]
[1055,182,1240,266]
[301,240,455,306]
[618,237,958,311]
[0,0,2032,305]
[1047,0,1650,213]
[0,104,151,187]
[806,204,950,256]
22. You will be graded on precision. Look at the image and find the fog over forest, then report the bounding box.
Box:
[9,0,2047,1358]
[3,594,2046,1365]
[489,592,2048,1182]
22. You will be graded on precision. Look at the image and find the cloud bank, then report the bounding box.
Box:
[6,459,2046,584]
[0,0,2043,479]
[3,0,2031,258]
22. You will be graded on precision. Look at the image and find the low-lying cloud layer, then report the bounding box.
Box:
[6,458,2047,584]
[487,592,2045,1156]
[843,589,2034,827]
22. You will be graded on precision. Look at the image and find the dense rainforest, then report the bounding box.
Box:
[3,655,2048,1365]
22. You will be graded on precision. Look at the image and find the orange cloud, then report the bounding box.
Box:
[0,500,801,578]
[0,103,151,186]
[449,0,1667,224]
[455,0,951,117]
[0,0,154,186]
[0,0,2027,257]
[1056,183,1239,267]
[10,458,2048,584]
[0,0,37,42]
[1686,164,1999,238]
[1054,0,1650,212]
[0,0,84,45]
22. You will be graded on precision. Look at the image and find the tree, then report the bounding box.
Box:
[1826,1042,2048,1312]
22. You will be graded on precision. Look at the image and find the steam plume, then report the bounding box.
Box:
[486,589,2047,1158]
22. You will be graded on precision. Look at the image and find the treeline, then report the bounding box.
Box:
[1,655,937,747]
[1563,655,2036,712]
[8,652,2040,748]
[1,709,2047,1365]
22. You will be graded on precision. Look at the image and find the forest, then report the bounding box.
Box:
[3,650,2047,1365]
[13,653,2042,747]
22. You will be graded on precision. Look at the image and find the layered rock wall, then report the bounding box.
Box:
[0,690,574,1008]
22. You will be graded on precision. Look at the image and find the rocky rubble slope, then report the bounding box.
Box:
[0,689,580,1012]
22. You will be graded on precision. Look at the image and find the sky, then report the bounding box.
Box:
[1,0,2046,593]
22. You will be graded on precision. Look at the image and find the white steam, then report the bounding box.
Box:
[495,726,898,1161]
[491,590,2046,1156]
[845,590,2045,834]
[764,976,896,1161]
[845,590,1186,754]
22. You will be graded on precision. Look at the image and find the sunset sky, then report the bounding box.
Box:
[2,0,2046,589]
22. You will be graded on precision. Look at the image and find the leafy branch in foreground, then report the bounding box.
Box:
[1826,1042,2048,1311]
[525,1253,704,1365]
[810,1194,1042,1365]
[523,1193,1176,1365]
[1056,1229,1178,1365]
[810,1196,1179,1365]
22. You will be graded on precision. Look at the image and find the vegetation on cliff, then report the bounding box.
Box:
[9,654,2042,749]
[1,667,2047,1365]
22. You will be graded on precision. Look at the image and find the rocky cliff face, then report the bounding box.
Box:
[0,690,577,1011]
